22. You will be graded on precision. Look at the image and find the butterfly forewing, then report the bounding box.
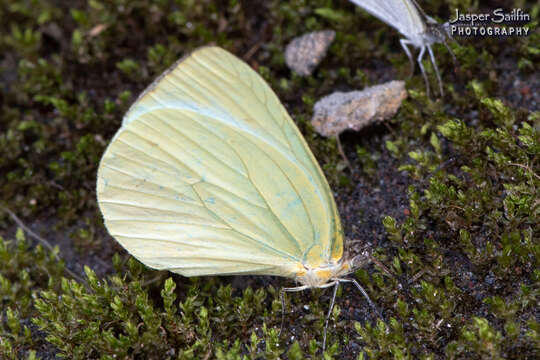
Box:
[349,0,426,37]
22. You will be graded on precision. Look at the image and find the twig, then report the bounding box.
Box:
[408,268,428,284]
[336,134,353,171]
[368,255,395,278]
[2,207,86,283]
[243,41,262,61]
[383,121,396,136]
[447,205,466,212]
[141,272,167,287]
[508,163,540,181]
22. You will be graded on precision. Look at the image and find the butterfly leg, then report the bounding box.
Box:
[416,46,431,97]
[279,285,309,336]
[427,45,444,96]
[320,280,340,352]
[399,39,415,77]
[337,278,383,319]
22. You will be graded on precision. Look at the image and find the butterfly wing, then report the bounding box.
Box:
[97,47,344,278]
[348,0,426,38]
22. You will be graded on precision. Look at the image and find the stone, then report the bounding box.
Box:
[285,30,335,76]
[311,81,408,137]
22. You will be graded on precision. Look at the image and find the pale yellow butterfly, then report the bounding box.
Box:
[96,46,376,349]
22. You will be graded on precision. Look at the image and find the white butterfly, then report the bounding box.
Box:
[349,0,456,96]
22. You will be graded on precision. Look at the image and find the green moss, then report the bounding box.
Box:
[358,79,539,358]
[31,260,299,359]
[0,229,65,359]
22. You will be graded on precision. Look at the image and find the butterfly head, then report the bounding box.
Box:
[294,259,352,287]
[294,248,374,287]
[441,21,455,41]
[424,16,455,45]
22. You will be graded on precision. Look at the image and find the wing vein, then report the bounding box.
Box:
[100,199,211,217]
[101,183,202,208]
[189,183,300,262]
[190,56,291,149]
[140,112,248,179]
[226,141,306,255]
[115,133,202,183]
[101,163,202,207]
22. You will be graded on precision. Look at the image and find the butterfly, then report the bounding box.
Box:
[349,0,456,96]
[96,46,378,350]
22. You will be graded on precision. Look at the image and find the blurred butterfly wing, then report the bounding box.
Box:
[97,47,344,278]
[349,0,426,37]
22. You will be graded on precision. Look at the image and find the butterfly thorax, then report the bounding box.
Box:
[294,259,352,287]
[406,26,445,48]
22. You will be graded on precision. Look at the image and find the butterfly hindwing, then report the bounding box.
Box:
[97,47,344,277]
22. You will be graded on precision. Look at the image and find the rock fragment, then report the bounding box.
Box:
[285,30,335,76]
[311,81,407,137]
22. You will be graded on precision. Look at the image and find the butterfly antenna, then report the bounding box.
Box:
[416,46,431,98]
[323,281,340,352]
[427,45,444,96]
[367,254,395,278]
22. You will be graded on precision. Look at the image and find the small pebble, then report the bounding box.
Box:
[285,30,335,76]
[311,81,407,137]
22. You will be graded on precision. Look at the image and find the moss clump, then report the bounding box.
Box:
[32,263,277,359]
[0,229,65,359]
[357,87,539,358]
[1,230,345,359]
